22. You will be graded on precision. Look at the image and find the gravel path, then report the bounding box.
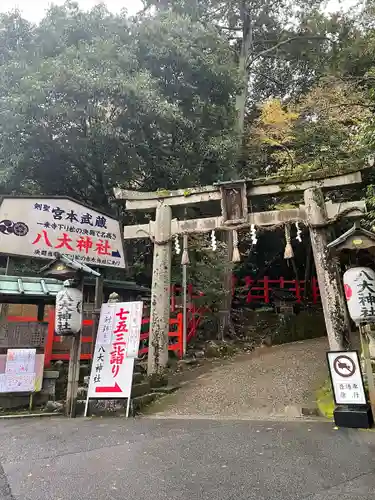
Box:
[149,337,330,419]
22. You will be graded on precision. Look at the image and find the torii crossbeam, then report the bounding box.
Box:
[114,171,365,374]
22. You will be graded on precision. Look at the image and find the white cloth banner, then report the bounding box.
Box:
[87,301,143,399]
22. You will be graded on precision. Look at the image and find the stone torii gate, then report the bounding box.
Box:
[114,171,365,374]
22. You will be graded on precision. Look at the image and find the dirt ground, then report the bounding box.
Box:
[146,337,330,420]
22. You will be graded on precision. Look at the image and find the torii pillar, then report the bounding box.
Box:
[148,202,172,374]
[304,188,351,350]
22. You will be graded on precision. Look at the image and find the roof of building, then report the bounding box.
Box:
[0,276,63,299]
[328,221,375,250]
[40,253,101,277]
[83,277,150,294]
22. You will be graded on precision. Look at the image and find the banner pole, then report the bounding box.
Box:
[84,395,90,417]
[125,358,134,418]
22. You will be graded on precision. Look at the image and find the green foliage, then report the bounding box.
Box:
[0,3,240,210]
[2,0,375,304]
[171,235,228,309]
[250,78,370,177]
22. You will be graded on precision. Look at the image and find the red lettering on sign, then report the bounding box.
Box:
[116,308,129,320]
[96,239,111,255]
[95,382,122,394]
[110,344,126,378]
[108,307,131,378]
[76,236,93,254]
[114,321,128,334]
[111,364,120,377]
[55,232,74,251]
[32,230,52,247]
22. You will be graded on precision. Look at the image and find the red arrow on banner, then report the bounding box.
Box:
[95,382,122,394]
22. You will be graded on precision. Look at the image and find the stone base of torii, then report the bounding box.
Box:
[114,171,365,374]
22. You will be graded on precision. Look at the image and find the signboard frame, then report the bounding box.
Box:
[0,195,125,269]
[327,350,367,406]
[84,301,143,418]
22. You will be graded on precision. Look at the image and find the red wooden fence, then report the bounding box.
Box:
[231,276,320,304]
[6,276,320,367]
[171,284,207,343]
[6,310,183,368]
[172,277,320,306]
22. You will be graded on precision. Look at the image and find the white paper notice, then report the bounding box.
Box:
[0,374,6,393]
[96,304,116,345]
[6,349,36,374]
[5,373,36,392]
[1,348,37,393]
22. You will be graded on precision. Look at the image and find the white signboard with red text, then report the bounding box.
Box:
[86,302,143,409]
[0,197,125,269]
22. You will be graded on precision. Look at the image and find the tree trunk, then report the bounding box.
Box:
[235,2,252,137]
[219,3,252,339]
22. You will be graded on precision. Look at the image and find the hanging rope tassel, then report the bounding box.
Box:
[174,235,181,255]
[250,224,258,245]
[295,222,302,243]
[232,229,241,263]
[181,235,190,265]
[211,230,217,251]
[284,224,294,259]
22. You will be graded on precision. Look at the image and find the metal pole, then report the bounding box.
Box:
[65,278,83,418]
[66,330,81,417]
[0,257,13,317]
[91,274,103,363]
[182,234,188,357]
[83,393,90,417]
[125,397,131,418]
[125,358,136,418]
[5,256,12,275]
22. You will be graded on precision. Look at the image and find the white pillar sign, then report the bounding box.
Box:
[343,267,375,324]
[85,301,143,417]
[327,351,366,405]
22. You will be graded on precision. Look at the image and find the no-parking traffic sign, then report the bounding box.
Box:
[327,351,367,405]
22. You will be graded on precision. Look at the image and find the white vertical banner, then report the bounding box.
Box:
[85,301,143,414]
[126,301,144,358]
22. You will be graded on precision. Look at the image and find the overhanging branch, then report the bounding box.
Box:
[247,36,329,68]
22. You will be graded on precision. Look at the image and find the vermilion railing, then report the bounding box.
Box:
[6,310,183,367]
[5,276,320,367]
[171,284,207,343]
[172,276,320,307]
[170,277,321,337]
[231,276,320,304]
[139,313,183,358]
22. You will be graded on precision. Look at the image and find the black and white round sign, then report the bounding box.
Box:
[333,355,356,378]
